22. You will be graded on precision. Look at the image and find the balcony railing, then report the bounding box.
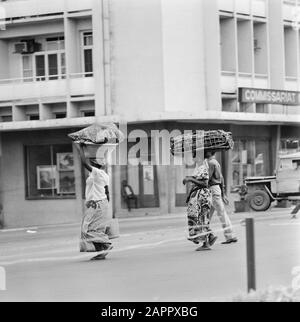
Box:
[0,72,95,101]
[0,72,93,85]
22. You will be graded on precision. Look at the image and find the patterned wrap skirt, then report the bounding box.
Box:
[80,199,112,253]
[187,188,212,243]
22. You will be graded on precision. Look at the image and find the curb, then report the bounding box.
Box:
[0,207,295,234]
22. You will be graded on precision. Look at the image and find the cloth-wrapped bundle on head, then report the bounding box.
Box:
[68,123,124,145]
[170,130,234,156]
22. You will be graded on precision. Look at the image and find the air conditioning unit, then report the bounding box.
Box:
[14,42,28,54]
[14,40,42,54]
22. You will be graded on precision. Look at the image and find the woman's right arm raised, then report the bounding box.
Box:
[76,143,92,172]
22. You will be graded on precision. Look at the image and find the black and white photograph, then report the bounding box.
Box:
[0,0,300,307]
[57,152,74,171]
[37,165,57,190]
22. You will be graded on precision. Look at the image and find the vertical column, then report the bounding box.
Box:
[92,0,107,117]
[0,40,9,80]
[72,143,85,220]
[268,0,285,113]
[64,15,79,118]
[202,0,222,111]
[153,133,170,214]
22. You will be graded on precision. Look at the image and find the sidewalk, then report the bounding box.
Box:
[0,205,294,234]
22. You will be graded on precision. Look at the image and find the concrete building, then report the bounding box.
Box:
[0,0,299,228]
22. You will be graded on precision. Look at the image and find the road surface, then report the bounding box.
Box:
[0,209,299,301]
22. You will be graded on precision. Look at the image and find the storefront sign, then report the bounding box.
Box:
[239,88,300,106]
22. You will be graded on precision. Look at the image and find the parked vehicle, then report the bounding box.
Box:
[245,152,300,211]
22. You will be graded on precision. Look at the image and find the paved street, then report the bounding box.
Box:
[0,209,299,302]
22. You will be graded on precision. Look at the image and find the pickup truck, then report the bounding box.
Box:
[245,152,300,211]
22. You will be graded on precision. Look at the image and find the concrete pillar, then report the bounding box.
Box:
[202,0,222,111]
[40,103,54,120]
[271,125,281,174]
[64,17,79,75]
[64,16,80,118]
[12,105,25,121]
[72,143,85,220]
[268,0,285,113]
[92,0,106,117]
[67,101,79,118]
[0,40,9,80]
[161,0,207,113]
[168,165,177,214]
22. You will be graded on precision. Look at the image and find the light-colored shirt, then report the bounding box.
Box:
[125,186,132,196]
[208,157,222,186]
[85,167,109,201]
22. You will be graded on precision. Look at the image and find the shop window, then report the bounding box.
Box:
[25,144,76,199]
[231,139,270,192]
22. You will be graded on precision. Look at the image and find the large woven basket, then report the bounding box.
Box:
[170,130,234,155]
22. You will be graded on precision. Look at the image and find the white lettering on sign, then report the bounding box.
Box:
[240,88,300,105]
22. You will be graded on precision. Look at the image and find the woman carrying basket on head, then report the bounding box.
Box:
[183,154,218,251]
[76,143,113,260]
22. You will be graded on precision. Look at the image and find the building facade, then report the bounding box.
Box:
[0,0,299,228]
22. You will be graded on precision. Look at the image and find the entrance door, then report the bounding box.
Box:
[126,138,159,209]
[127,162,159,208]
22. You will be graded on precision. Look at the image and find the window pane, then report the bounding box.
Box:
[255,140,270,176]
[35,55,46,81]
[59,40,65,50]
[22,55,32,70]
[84,49,93,76]
[48,54,58,80]
[84,33,93,46]
[23,70,33,82]
[22,56,33,81]
[46,41,59,51]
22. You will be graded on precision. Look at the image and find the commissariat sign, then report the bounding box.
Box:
[239,87,300,106]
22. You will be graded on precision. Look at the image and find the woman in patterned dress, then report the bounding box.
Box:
[183,158,218,250]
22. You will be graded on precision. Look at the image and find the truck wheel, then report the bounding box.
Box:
[249,190,271,212]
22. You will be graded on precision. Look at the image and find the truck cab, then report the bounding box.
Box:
[245,152,300,211]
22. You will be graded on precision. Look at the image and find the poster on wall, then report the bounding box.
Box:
[37,165,58,190]
[143,165,154,182]
[143,165,154,196]
[57,153,74,171]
